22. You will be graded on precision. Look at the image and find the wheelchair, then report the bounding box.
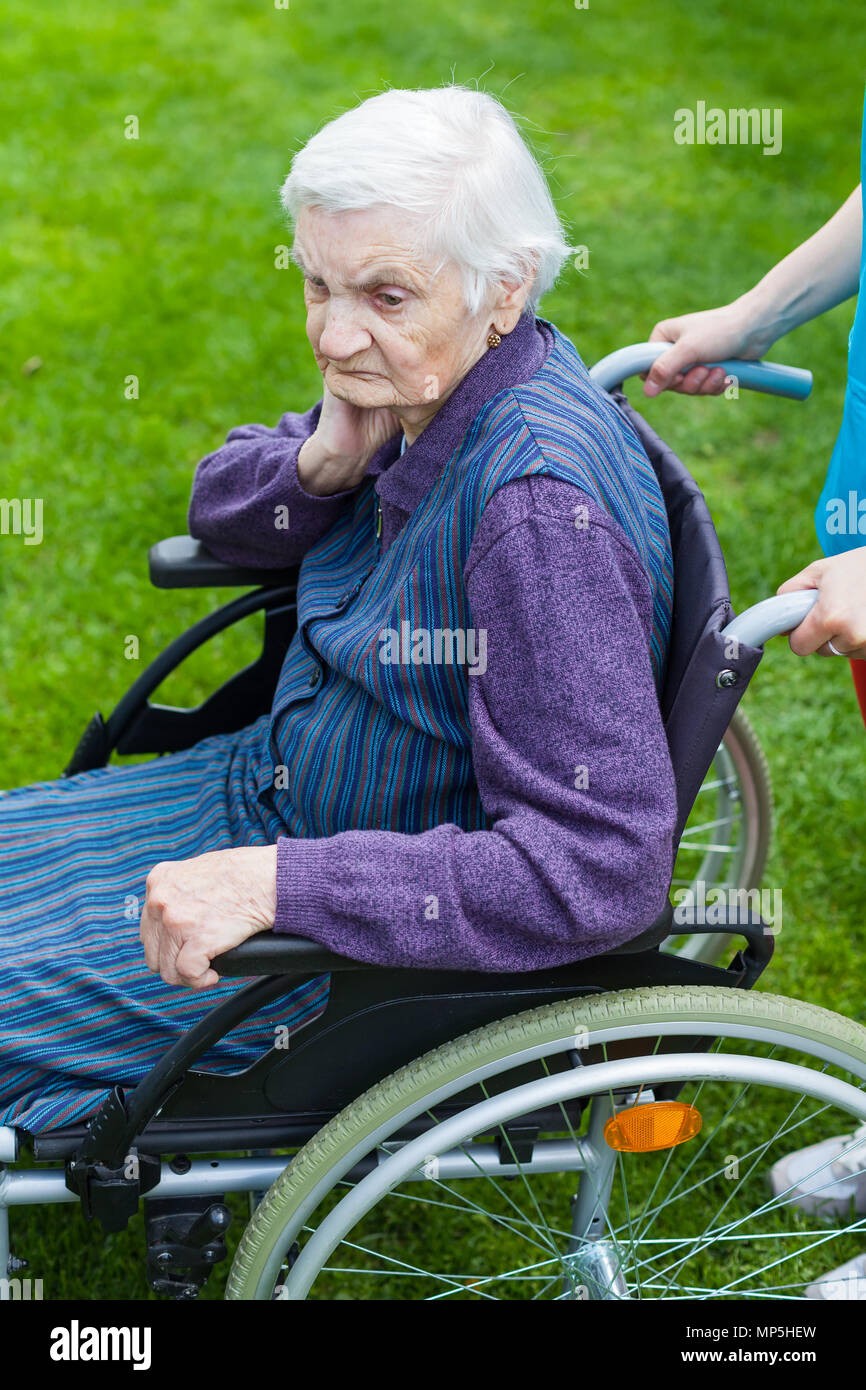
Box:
[3,343,865,1302]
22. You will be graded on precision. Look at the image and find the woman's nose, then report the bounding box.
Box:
[317,304,372,360]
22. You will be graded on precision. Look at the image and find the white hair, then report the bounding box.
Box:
[279,85,576,317]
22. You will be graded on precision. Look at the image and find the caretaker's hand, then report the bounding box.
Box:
[643,189,862,398]
[642,304,763,398]
[777,548,866,660]
[297,381,401,495]
[140,846,277,989]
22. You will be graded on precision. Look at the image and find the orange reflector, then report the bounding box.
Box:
[604,1101,702,1153]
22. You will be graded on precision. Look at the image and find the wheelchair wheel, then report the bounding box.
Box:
[667,706,773,964]
[227,986,866,1301]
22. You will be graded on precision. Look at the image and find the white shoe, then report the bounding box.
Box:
[806,1253,866,1300]
[769,1122,866,1221]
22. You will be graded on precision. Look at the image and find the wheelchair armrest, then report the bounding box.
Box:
[149,536,298,590]
[213,910,674,979]
[213,932,375,978]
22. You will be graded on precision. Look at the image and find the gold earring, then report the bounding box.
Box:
[487,329,502,348]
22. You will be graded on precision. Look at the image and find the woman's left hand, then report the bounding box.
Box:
[140,846,277,989]
[777,548,866,660]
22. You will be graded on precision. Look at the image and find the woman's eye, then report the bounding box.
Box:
[378,292,403,308]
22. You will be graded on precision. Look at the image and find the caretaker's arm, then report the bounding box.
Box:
[644,185,862,397]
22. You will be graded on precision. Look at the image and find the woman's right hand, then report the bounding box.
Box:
[642,303,768,398]
[297,382,402,495]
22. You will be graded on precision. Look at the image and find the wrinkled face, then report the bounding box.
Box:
[292,204,493,420]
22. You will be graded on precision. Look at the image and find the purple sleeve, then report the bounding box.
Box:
[187,400,359,567]
[272,473,677,971]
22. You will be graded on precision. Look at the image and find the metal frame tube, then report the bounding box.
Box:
[398,1138,590,1183]
[0,1176,8,1282]
[569,1094,618,1243]
[0,1155,292,1211]
[0,1156,294,1300]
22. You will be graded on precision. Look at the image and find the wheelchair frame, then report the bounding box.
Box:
[0,343,821,1300]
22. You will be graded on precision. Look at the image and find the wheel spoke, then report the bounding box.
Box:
[477,1083,569,1267]
[321,1233,501,1298]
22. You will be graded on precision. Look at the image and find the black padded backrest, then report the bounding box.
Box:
[609,391,764,843]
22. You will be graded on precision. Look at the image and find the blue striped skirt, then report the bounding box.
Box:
[0,717,329,1133]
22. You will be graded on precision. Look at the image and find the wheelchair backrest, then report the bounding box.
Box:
[610,391,764,844]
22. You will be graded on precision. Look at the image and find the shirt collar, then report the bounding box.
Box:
[364,313,555,518]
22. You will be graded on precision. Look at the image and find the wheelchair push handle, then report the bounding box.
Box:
[722,589,819,648]
[589,342,813,400]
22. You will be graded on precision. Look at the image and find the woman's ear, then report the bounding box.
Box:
[491,267,536,334]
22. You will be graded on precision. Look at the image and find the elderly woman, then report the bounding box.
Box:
[0,86,676,1134]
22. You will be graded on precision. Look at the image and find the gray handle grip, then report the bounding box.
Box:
[721,590,819,648]
[589,342,812,400]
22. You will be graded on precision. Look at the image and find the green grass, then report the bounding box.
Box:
[1,0,865,1300]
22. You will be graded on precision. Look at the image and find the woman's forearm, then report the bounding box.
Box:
[733,186,862,354]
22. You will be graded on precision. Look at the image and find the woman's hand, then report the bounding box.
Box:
[777,548,866,659]
[140,846,278,989]
[642,303,768,398]
[297,381,401,495]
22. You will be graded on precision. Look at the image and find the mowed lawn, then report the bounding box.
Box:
[0,0,864,1298]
